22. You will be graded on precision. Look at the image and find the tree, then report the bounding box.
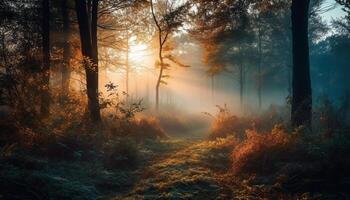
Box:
[191,0,254,109]
[81,0,147,102]
[0,0,51,124]
[40,0,51,117]
[334,0,350,36]
[105,5,150,99]
[291,0,312,127]
[61,0,72,98]
[251,1,294,108]
[150,0,189,110]
[75,0,101,121]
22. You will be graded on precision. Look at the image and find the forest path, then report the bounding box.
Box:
[112,136,233,200]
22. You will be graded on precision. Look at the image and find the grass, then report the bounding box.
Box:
[1,98,350,199]
[0,138,190,200]
[115,137,236,200]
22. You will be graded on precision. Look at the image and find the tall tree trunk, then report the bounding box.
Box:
[237,44,244,110]
[61,0,71,98]
[75,0,101,122]
[91,0,98,65]
[291,0,312,128]
[150,0,164,111]
[91,0,100,119]
[257,26,262,109]
[239,64,243,109]
[40,0,50,117]
[211,76,214,103]
[125,31,130,98]
[288,64,292,97]
[155,53,164,110]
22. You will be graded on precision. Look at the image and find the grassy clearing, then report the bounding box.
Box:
[0,138,191,200]
[114,137,236,200]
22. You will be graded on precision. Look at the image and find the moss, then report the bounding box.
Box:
[117,138,236,200]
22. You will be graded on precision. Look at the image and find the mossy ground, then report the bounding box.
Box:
[2,133,349,200]
[1,138,202,200]
[1,135,238,200]
[113,137,235,200]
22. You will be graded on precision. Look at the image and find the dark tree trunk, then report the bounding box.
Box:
[239,64,243,109]
[75,0,101,122]
[257,26,262,109]
[61,0,71,97]
[291,0,312,128]
[91,0,98,65]
[288,64,292,97]
[237,44,244,110]
[40,0,50,117]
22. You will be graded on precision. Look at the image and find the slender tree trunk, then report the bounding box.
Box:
[257,25,262,109]
[288,64,292,97]
[239,64,243,108]
[146,72,150,102]
[237,44,244,110]
[150,0,164,111]
[125,32,130,97]
[155,53,164,110]
[211,76,214,103]
[134,73,138,97]
[40,0,50,117]
[75,0,101,121]
[291,0,312,127]
[61,0,71,98]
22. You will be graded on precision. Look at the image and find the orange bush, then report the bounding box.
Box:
[231,125,294,175]
[109,117,167,141]
[209,114,251,140]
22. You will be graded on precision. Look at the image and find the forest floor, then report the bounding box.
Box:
[111,136,233,200]
[0,132,235,200]
[3,130,350,199]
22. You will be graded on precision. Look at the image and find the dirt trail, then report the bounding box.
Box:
[112,137,233,200]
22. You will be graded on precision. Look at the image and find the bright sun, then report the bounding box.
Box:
[128,42,153,72]
[129,44,149,61]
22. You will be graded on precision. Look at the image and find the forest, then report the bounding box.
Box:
[0,0,350,199]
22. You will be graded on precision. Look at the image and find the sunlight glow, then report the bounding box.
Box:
[129,43,151,63]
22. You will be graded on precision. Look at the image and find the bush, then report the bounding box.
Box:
[228,122,350,197]
[103,139,140,170]
[313,95,350,137]
[133,118,168,140]
[231,125,295,176]
[109,117,167,141]
[208,105,251,140]
[251,104,291,132]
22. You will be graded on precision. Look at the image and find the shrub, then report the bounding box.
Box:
[208,105,251,140]
[103,139,140,170]
[100,82,144,122]
[251,104,291,132]
[229,123,350,196]
[108,117,167,141]
[313,95,350,137]
[133,118,167,140]
[231,125,295,175]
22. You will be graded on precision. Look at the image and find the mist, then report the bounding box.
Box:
[1,0,350,199]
